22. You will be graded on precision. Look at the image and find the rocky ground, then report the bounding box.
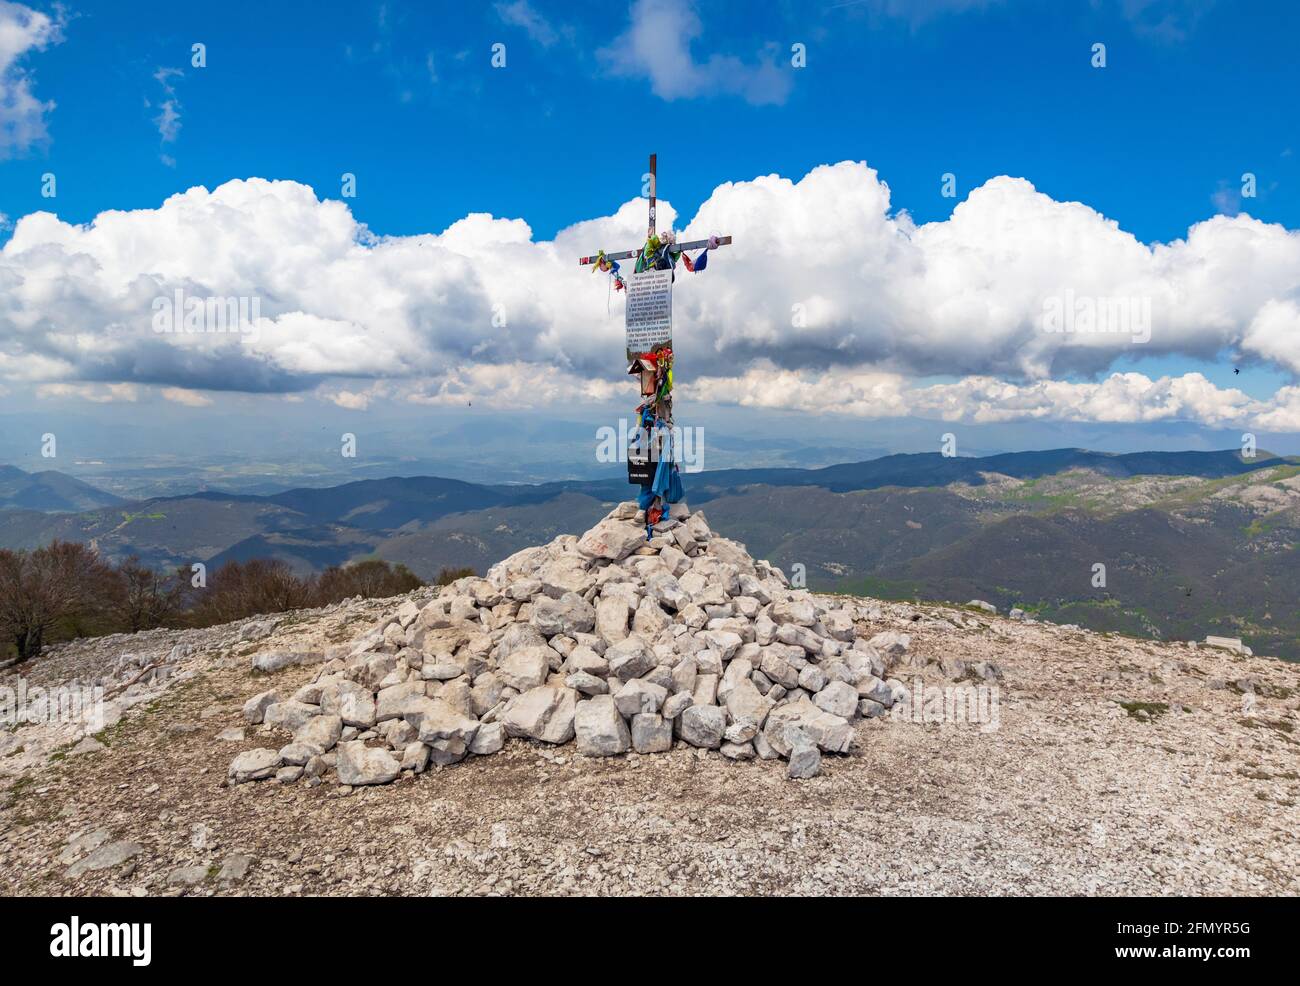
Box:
[2,505,1298,896]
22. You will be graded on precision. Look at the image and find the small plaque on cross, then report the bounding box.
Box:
[624,268,673,361]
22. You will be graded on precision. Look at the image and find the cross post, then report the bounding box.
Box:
[577,154,732,519]
[576,153,732,267]
[647,151,656,239]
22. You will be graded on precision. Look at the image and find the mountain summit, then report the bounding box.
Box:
[3,506,1298,895]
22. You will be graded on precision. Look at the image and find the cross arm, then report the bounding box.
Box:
[578,235,732,266]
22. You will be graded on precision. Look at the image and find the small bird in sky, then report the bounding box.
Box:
[1234,367,1240,375]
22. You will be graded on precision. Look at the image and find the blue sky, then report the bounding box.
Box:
[2,0,1300,473]
[5,0,1296,244]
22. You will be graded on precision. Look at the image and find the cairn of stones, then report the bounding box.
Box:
[230,502,914,786]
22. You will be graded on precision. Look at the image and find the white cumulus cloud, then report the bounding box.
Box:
[599,0,792,106]
[0,0,63,157]
[688,366,1266,427]
[1241,299,1300,375]
[2,160,1299,431]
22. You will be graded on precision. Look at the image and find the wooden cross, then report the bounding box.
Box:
[577,154,731,493]
[577,153,732,266]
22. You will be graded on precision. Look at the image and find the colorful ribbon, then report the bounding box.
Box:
[592,250,626,290]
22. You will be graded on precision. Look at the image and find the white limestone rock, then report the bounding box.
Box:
[813,680,860,719]
[469,722,506,755]
[336,741,400,785]
[613,678,668,717]
[577,519,644,561]
[574,695,632,756]
[531,592,596,637]
[498,646,553,692]
[786,728,821,779]
[606,635,656,682]
[262,700,318,733]
[502,686,578,744]
[631,712,673,753]
[242,690,280,725]
[595,595,631,645]
[678,705,726,749]
[229,748,281,784]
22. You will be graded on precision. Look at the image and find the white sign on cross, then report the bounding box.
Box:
[623,267,673,357]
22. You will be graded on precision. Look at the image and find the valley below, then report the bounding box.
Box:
[3,448,1299,660]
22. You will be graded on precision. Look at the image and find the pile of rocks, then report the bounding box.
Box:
[229,502,914,786]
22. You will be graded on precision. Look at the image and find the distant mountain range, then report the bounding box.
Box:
[2,449,1297,659]
[0,464,126,513]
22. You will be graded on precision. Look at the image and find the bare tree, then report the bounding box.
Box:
[0,545,427,658]
[108,555,187,633]
[0,542,115,664]
[314,559,423,604]
[189,558,313,626]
